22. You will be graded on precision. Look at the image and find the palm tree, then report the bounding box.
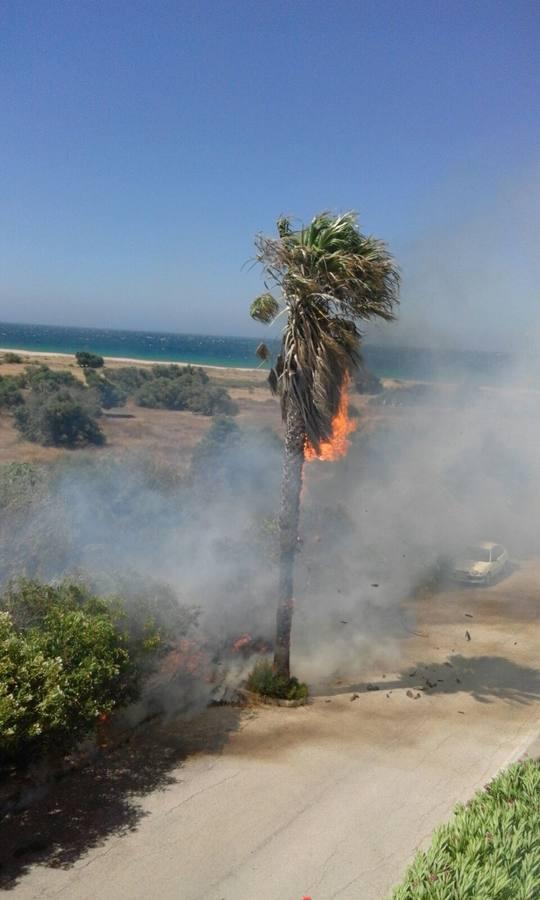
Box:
[250,212,400,680]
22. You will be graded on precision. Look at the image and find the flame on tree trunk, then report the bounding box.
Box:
[304,376,357,462]
[274,402,305,679]
[274,379,357,679]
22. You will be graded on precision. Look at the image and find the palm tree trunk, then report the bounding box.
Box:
[274,401,305,679]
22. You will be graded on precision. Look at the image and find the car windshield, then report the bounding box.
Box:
[465,546,491,562]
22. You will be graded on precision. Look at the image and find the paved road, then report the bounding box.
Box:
[5,564,540,899]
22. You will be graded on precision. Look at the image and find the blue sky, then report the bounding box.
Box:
[1,0,538,349]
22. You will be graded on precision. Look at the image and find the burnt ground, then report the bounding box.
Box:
[2,560,540,899]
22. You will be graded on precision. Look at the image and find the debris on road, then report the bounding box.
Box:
[366,683,380,692]
[350,693,359,702]
[465,630,471,641]
[465,613,473,618]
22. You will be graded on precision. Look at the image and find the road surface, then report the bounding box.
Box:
[3,562,540,899]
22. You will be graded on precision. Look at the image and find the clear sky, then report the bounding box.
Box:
[1,0,539,349]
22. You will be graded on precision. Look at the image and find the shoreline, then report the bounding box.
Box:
[0,347,262,374]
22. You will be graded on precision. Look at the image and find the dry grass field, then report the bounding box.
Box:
[0,351,282,469]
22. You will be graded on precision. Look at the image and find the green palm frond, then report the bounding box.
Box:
[249,293,280,324]
[249,212,399,449]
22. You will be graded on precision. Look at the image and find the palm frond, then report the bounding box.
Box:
[249,211,400,447]
[250,293,280,324]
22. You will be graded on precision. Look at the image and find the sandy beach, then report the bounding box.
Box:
[0,347,264,377]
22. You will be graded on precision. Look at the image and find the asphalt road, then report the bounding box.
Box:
[4,562,540,899]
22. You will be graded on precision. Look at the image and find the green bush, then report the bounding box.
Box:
[151,363,209,382]
[13,380,104,447]
[391,759,540,899]
[105,366,152,395]
[85,371,127,409]
[2,352,23,364]
[246,660,309,701]
[105,364,236,415]
[134,364,237,415]
[75,351,104,369]
[0,580,140,765]
[0,375,24,409]
[23,363,79,390]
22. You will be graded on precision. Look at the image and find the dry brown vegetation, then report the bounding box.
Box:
[0,352,282,468]
[0,350,422,468]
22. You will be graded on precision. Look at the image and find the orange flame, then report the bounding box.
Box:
[232,633,252,652]
[304,377,357,462]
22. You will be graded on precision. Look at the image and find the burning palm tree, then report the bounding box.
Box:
[250,212,400,679]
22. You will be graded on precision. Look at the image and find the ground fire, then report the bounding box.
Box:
[304,376,357,462]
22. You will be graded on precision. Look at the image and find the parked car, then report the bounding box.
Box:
[450,542,508,585]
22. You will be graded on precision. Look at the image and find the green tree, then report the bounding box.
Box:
[75,351,104,369]
[250,212,399,678]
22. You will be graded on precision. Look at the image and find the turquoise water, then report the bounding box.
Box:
[0,320,513,382]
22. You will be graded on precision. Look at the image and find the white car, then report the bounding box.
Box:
[450,542,509,585]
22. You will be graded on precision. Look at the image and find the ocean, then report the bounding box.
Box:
[0,320,513,383]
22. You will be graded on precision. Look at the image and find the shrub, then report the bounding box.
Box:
[0,375,24,409]
[105,366,152,395]
[134,365,237,415]
[23,364,79,390]
[3,352,22,364]
[14,385,104,447]
[151,364,209,383]
[85,371,127,409]
[246,660,309,701]
[0,580,139,765]
[105,364,236,415]
[392,758,540,899]
[75,351,104,369]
